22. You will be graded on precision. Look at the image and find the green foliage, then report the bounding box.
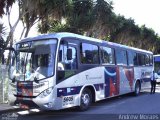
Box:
[36,0,160,54]
[2,0,160,54]
[0,23,6,64]
[15,0,160,54]
[0,23,6,49]
[0,0,15,17]
[93,0,113,23]
[40,20,69,33]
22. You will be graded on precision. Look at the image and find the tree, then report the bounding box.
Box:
[36,0,72,33]
[43,0,94,34]
[68,0,94,34]
[110,17,140,45]
[1,0,72,47]
[2,0,160,54]
[42,0,114,38]
[0,37,5,64]
[0,23,6,64]
[0,23,6,38]
[86,0,113,38]
[0,0,16,48]
[0,0,15,17]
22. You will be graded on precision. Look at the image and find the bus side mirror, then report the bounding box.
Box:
[67,48,72,60]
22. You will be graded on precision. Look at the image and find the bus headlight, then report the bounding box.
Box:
[39,87,53,98]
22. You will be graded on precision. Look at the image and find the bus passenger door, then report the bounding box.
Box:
[101,46,119,98]
[57,40,78,82]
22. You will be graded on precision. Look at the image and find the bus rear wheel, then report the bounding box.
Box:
[134,81,141,96]
[78,88,92,111]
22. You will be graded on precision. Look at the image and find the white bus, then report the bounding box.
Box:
[8,32,153,111]
[153,55,160,83]
[154,55,160,73]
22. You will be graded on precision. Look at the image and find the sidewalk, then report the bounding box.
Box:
[0,104,20,113]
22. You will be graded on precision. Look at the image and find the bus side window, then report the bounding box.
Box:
[116,49,127,66]
[128,51,137,66]
[137,53,145,66]
[101,46,115,65]
[80,43,99,64]
[145,54,150,66]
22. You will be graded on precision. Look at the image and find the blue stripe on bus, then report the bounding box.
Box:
[57,83,105,97]
[57,86,82,97]
[142,78,151,82]
[57,82,116,97]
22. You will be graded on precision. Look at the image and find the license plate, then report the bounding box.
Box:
[20,104,29,109]
[62,96,74,107]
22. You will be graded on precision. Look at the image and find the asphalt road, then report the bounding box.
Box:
[1,85,160,120]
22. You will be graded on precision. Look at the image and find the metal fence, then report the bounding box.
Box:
[0,64,9,103]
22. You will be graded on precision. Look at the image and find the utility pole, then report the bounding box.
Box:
[0,64,3,103]
[1,64,6,103]
[1,64,4,103]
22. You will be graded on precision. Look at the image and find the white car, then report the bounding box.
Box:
[155,73,160,83]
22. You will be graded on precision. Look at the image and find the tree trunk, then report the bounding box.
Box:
[20,27,26,39]
[24,27,30,38]
[2,53,4,64]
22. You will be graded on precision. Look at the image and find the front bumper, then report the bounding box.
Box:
[8,90,57,110]
[9,94,79,110]
[156,78,160,83]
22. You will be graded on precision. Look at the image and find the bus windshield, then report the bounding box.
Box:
[10,39,57,81]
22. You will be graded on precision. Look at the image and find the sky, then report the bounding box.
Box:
[112,0,160,35]
[1,0,160,41]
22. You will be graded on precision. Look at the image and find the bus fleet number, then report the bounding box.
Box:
[63,96,73,102]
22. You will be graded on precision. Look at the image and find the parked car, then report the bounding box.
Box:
[155,72,160,83]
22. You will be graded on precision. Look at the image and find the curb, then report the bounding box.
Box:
[0,106,22,115]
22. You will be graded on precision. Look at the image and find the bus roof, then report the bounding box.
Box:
[18,32,152,54]
[154,54,160,57]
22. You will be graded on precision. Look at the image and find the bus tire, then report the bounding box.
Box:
[134,81,141,96]
[78,88,92,111]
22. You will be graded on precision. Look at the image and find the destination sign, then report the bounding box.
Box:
[18,42,32,49]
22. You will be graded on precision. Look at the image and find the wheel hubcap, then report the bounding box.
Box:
[82,94,90,105]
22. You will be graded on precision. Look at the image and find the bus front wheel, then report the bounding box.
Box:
[78,88,92,111]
